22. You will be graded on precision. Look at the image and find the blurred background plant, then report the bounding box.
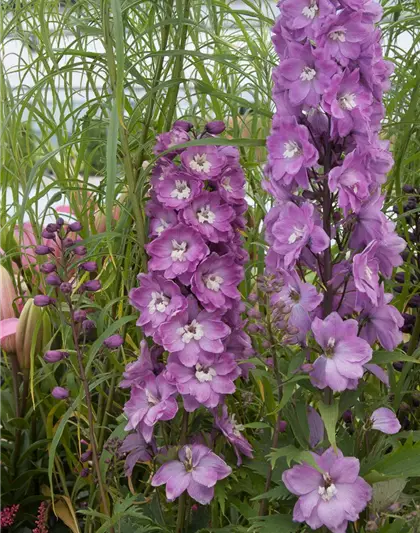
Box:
[0,0,419,531]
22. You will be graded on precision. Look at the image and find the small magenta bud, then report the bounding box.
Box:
[104,334,124,349]
[247,308,261,319]
[73,310,87,322]
[46,273,61,287]
[80,261,97,272]
[60,282,72,294]
[82,319,95,331]
[342,410,353,423]
[248,293,258,303]
[52,386,69,399]
[80,450,92,462]
[68,221,82,232]
[74,246,87,256]
[80,467,90,478]
[173,120,194,132]
[35,245,52,255]
[34,295,53,307]
[56,217,65,226]
[205,120,226,134]
[63,237,74,248]
[44,350,68,363]
[83,280,101,292]
[42,230,56,239]
[40,263,57,274]
[301,363,313,373]
[46,223,58,233]
[278,420,287,433]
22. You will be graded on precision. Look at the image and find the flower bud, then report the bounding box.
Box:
[0,265,17,320]
[407,295,420,308]
[46,273,61,287]
[205,120,226,134]
[80,467,90,477]
[104,334,124,349]
[42,230,56,239]
[173,120,193,132]
[52,386,69,399]
[46,223,58,233]
[44,350,68,363]
[82,319,95,331]
[0,318,19,353]
[342,410,353,423]
[80,261,97,272]
[403,184,415,194]
[83,280,101,292]
[34,295,54,307]
[16,298,51,370]
[80,450,92,462]
[393,361,404,372]
[74,246,87,256]
[35,245,52,255]
[300,363,313,373]
[68,221,82,232]
[278,420,287,433]
[40,263,57,274]
[63,237,74,248]
[56,217,65,226]
[73,310,87,322]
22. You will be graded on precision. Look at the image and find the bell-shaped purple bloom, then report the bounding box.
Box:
[310,312,372,392]
[280,0,335,34]
[120,429,153,476]
[146,224,209,280]
[180,191,235,243]
[370,407,401,435]
[315,11,371,66]
[282,447,372,533]
[151,444,232,504]
[328,150,370,214]
[154,171,202,209]
[181,145,226,179]
[124,373,178,441]
[276,42,337,107]
[217,167,246,205]
[323,68,373,138]
[166,352,240,408]
[271,269,323,344]
[129,273,187,339]
[267,117,318,188]
[154,127,190,156]
[266,202,329,269]
[358,286,403,351]
[159,297,231,366]
[119,340,157,389]
[307,406,325,449]
[146,201,178,238]
[224,328,254,379]
[214,405,253,466]
[353,241,380,305]
[191,253,243,312]
[373,221,406,278]
[349,191,386,249]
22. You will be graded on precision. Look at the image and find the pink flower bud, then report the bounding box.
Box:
[52,386,69,399]
[278,420,287,433]
[104,334,124,349]
[0,318,19,353]
[44,350,68,363]
[0,266,17,320]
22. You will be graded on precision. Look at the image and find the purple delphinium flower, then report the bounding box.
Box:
[120,429,153,476]
[214,405,253,466]
[349,191,386,249]
[217,167,246,205]
[124,374,178,441]
[310,312,372,391]
[159,297,231,366]
[307,406,325,449]
[370,407,401,435]
[191,253,243,312]
[154,127,190,156]
[146,201,178,238]
[373,220,406,278]
[129,273,187,339]
[166,352,240,409]
[151,444,232,504]
[353,241,380,305]
[276,42,337,107]
[181,145,226,179]
[180,191,236,243]
[266,202,329,269]
[154,171,202,209]
[267,117,318,188]
[282,447,372,533]
[120,340,157,388]
[146,224,209,280]
[280,0,335,34]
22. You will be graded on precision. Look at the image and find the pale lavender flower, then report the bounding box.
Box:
[217,167,246,204]
[146,202,178,238]
[374,221,406,278]
[151,444,232,504]
[307,406,325,448]
[154,171,203,209]
[119,340,156,389]
[370,407,401,435]
[158,297,231,366]
[146,224,209,280]
[353,241,380,305]
[181,145,226,179]
[214,405,253,466]
[280,0,335,34]
[310,312,372,391]
[120,429,153,475]
[282,447,372,533]
[154,127,190,155]
[349,191,386,249]
[191,253,243,312]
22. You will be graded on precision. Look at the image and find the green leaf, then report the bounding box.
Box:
[249,513,299,532]
[251,484,290,502]
[372,478,407,512]
[318,399,339,450]
[371,350,420,365]
[243,422,270,429]
[368,438,420,479]
[106,100,119,233]
[268,445,321,472]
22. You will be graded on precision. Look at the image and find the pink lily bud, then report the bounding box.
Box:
[0,318,19,353]
[0,265,17,320]
[16,299,51,370]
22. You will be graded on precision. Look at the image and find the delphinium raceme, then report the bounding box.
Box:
[262,1,406,531]
[123,120,252,527]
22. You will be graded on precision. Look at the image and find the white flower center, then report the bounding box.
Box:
[329,30,346,42]
[156,218,169,235]
[339,93,357,110]
[197,205,216,224]
[190,153,212,174]
[185,445,193,463]
[318,483,337,501]
[222,177,233,192]
[288,225,306,244]
[170,180,191,200]
[327,337,335,349]
[204,274,223,291]
[148,291,170,314]
[300,66,317,81]
[178,319,204,344]
[302,1,318,19]
[365,265,373,280]
[283,141,302,159]
[229,414,245,436]
[171,240,188,261]
[195,363,217,383]
[145,389,159,405]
